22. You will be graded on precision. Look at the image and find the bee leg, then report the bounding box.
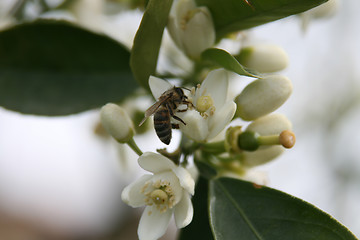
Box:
[171,123,180,129]
[172,115,186,125]
[183,100,194,108]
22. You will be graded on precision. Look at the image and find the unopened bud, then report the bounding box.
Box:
[100,103,134,143]
[168,0,215,59]
[237,44,289,73]
[235,75,292,121]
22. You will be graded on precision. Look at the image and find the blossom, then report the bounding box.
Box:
[235,75,293,121]
[148,69,236,142]
[121,152,195,240]
[178,69,236,142]
[167,0,215,59]
[100,103,134,143]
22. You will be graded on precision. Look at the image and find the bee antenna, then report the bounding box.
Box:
[181,87,191,91]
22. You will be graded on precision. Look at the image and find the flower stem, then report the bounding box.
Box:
[126,138,143,156]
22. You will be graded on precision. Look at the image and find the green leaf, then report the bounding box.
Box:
[196,0,328,38]
[0,19,137,116]
[194,158,218,180]
[209,178,357,240]
[179,177,214,240]
[202,48,260,78]
[130,0,173,91]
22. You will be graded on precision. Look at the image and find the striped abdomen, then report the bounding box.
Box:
[154,107,171,145]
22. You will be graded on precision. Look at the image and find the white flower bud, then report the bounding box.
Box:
[100,103,134,143]
[235,75,292,121]
[242,114,292,167]
[237,44,288,73]
[246,114,292,135]
[168,0,215,59]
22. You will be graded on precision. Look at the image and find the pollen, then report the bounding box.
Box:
[196,95,214,113]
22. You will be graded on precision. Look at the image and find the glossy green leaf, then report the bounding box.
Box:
[179,177,214,240]
[196,0,328,38]
[202,48,260,78]
[0,19,137,116]
[130,0,173,91]
[209,177,357,240]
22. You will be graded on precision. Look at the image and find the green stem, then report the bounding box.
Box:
[257,135,280,146]
[126,138,143,156]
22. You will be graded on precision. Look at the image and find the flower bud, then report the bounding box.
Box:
[100,103,134,143]
[235,75,292,121]
[237,44,289,73]
[168,0,215,59]
[241,114,292,167]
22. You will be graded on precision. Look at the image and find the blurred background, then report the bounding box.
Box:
[0,0,359,239]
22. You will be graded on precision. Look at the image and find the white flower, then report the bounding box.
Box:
[121,152,195,240]
[237,44,289,73]
[148,69,236,142]
[167,0,215,59]
[100,103,134,143]
[179,69,237,142]
[235,75,293,121]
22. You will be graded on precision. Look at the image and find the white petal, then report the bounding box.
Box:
[235,75,292,120]
[174,193,194,228]
[138,152,176,173]
[242,146,284,167]
[138,205,173,240]
[167,16,183,50]
[177,110,209,142]
[245,113,292,135]
[149,76,173,100]
[174,0,196,24]
[207,101,236,140]
[121,174,152,207]
[241,169,269,186]
[172,166,195,195]
[199,69,229,109]
[182,7,215,58]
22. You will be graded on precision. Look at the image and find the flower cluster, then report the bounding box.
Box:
[99,0,296,238]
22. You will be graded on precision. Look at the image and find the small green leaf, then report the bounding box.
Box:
[130,0,173,91]
[0,19,137,116]
[196,0,327,38]
[179,177,214,240]
[209,177,357,240]
[202,48,260,78]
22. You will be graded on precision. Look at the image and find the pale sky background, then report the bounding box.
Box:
[0,0,359,238]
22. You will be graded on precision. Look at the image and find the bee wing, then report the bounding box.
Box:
[138,100,164,126]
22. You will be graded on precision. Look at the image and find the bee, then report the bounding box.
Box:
[139,87,190,145]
